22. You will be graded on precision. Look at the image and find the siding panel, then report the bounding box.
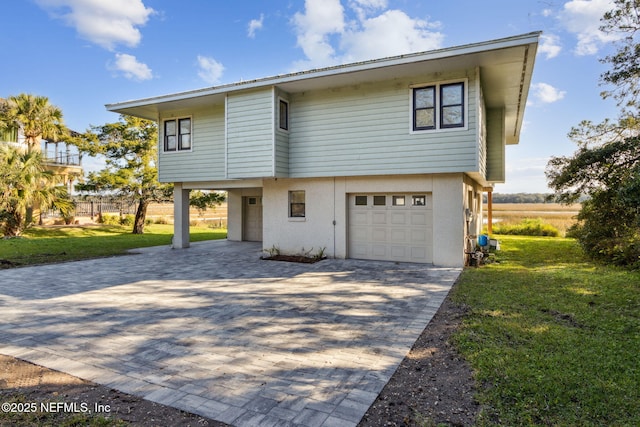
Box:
[226,89,274,178]
[158,105,225,183]
[288,71,479,178]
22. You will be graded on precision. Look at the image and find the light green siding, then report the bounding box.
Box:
[226,89,273,178]
[288,70,478,178]
[486,108,506,182]
[158,105,225,183]
[274,89,289,177]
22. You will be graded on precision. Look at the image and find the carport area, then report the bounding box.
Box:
[0,240,460,427]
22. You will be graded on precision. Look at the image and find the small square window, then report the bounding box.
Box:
[248,197,257,205]
[289,190,305,217]
[373,195,386,206]
[355,196,368,206]
[279,99,289,131]
[412,195,426,206]
[392,196,405,206]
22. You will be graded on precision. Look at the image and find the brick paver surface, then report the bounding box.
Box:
[0,240,460,427]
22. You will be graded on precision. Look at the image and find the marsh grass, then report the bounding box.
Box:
[485,203,580,236]
[452,235,640,426]
[0,224,227,267]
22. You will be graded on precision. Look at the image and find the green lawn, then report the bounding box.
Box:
[0,224,227,267]
[452,235,640,426]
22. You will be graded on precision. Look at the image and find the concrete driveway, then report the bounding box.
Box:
[0,240,460,427]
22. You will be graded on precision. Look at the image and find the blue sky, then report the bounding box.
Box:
[1,0,621,193]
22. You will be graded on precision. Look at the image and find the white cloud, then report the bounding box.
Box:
[197,55,225,85]
[248,14,264,38]
[538,34,562,59]
[36,0,154,50]
[560,0,618,55]
[292,0,443,70]
[292,0,346,68]
[112,53,153,81]
[341,10,443,63]
[532,82,566,104]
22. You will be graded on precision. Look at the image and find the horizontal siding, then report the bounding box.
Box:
[158,105,225,183]
[226,89,273,178]
[289,71,478,178]
[486,108,505,182]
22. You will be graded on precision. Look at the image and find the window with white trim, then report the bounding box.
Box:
[164,117,192,152]
[412,81,465,131]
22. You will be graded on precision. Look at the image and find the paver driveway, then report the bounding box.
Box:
[0,240,460,427]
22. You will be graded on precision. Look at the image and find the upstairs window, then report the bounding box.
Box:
[279,99,289,131]
[412,81,465,131]
[440,83,464,128]
[164,118,192,152]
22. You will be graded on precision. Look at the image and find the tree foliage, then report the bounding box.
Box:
[0,94,67,151]
[547,1,640,267]
[76,115,172,234]
[0,145,73,237]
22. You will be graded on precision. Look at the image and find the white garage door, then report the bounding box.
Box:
[348,193,433,263]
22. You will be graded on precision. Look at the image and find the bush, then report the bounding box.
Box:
[120,214,135,226]
[98,214,120,225]
[493,218,560,237]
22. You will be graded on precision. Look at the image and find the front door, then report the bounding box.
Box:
[243,196,263,242]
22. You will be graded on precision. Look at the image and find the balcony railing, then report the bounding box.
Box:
[43,152,82,166]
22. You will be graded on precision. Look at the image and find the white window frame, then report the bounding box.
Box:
[409,78,468,134]
[162,116,193,153]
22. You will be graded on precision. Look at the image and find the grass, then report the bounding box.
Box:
[452,235,640,426]
[0,224,227,267]
[486,203,580,236]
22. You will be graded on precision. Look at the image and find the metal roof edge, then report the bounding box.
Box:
[106,31,541,112]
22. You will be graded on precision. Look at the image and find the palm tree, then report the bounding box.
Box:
[0,145,73,237]
[1,94,67,152]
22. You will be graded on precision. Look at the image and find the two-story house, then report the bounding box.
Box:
[107,32,539,267]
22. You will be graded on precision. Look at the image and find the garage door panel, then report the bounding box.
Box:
[372,212,387,224]
[348,193,433,263]
[391,213,407,225]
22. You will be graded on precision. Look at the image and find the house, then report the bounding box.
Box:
[107,32,539,267]
[0,123,83,193]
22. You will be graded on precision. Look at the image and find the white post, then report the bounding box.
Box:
[173,183,190,248]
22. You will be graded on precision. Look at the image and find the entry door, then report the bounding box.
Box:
[243,196,263,242]
[348,193,433,263]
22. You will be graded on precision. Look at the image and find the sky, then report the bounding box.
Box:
[1,0,623,193]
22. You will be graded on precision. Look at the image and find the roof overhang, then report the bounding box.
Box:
[107,32,540,145]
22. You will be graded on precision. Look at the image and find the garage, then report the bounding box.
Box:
[348,193,433,263]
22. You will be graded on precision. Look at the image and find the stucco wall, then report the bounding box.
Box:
[252,173,471,267]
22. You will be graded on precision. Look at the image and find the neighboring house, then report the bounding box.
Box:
[0,126,83,193]
[107,32,539,267]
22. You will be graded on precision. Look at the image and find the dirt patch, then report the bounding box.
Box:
[261,254,326,263]
[358,293,480,427]
[0,283,478,426]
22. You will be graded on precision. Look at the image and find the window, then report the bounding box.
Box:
[392,195,405,206]
[413,86,435,130]
[289,190,305,217]
[412,81,465,131]
[373,195,386,206]
[412,195,426,206]
[279,99,289,131]
[440,83,464,128]
[355,196,368,206]
[164,118,192,152]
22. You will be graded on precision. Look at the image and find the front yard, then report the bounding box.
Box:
[453,235,640,426]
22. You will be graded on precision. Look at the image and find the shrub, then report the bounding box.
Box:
[98,214,120,225]
[493,218,560,237]
[120,214,135,226]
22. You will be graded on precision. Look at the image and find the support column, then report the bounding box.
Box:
[487,190,493,235]
[173,183,190,249]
